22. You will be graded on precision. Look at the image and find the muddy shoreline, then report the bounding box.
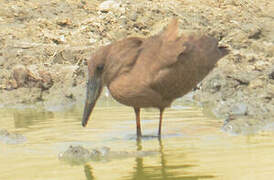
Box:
[0,0,273,133]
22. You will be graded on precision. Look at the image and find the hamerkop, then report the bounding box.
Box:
[82,18,228,137]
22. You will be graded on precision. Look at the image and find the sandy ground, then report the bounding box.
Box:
[0,0,273,132]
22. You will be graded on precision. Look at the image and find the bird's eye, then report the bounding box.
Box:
[96,64,104,72]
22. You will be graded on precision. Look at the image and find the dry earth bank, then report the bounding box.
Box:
[0,0,273,134]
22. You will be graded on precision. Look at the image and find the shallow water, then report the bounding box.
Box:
[1,98,274,180]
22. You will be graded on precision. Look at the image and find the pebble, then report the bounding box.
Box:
[0,56,4,66]
[254,60,269,71]
[248,78,264,89]
[222,116,265,135]
[230,103,248,116]
[98,0,120,13]
[267,84,274,96]
[26,65,41,81]
[13,64,28,88]
[269,70,274,80]
[242,23,261,39]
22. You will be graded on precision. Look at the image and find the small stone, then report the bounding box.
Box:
[59,35,66,43]
[248,78,264,89]
[52,65,79,86]
[58,145,91,165]
[266,84,274,97]
[38,70,53,90]
[129,12,138,21]
[242,24,261,39]
[0,56,4,66]
[13,64,28,88]
[269,70,274,80]
[89,37,97,44]
[223,0,236,6]
[230,103,248,116]
[9,79,18,89]
[56,18,72,27]
[98,0,120,13]
[203,74,225,93]
[44,32,66,44]
[222,116,265,135]
[52,51,64,64]
[254,60,269,71]
[61,49,74,61]
[26,65,41,81]
[229,74,250,85]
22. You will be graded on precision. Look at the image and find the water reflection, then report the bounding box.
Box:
[12,106,82,129]
[1,103,274,180]
[128,138,214,180]
[82,137,215,180]
[13,109,54,128]
[84,164,95,180]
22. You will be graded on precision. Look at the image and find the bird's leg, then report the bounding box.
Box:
[158,108,165,137]
[134,107,142,138]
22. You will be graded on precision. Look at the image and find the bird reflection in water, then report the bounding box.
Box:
[84,164,95,180]
[129,138,215,180]
[82,137,215,180]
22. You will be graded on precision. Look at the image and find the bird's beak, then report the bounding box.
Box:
[82,76,102,127]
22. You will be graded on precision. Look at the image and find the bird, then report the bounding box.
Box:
[82,18,229,137]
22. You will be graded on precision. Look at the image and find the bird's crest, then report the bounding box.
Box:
[161,18,179,42]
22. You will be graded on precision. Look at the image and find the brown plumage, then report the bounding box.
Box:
[82,19,229,137]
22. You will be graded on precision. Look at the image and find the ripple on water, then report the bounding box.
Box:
[0,129,26,144]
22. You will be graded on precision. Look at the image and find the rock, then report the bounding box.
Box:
[58,35,66,44]
[58,145,156,165]
[53,65,79,84]
[56,18,72,27]
[229,103,248,116]
[11,65,54,90]
[203,74,225,93]
[254,60,269,71]
[59,145,92,165]
[242,23,261,39]
[0,56,4,66]
[222,116,265,135]
[227,72,257,85]
[98,0,120,13]
[38,70,53,90]
[262,41,274,57]
[13,64,28,88]
[26,65,42,81]
[43,32,66,44]
[58,145,111,165]
[248,78,264,89]
[61,49,75,62]
[269,70,274,80]
[129,12,138,21]
[266,84,274,97]
[88,37,97,44]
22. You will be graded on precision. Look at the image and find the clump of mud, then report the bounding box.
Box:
[59,145,156,165]
[0,0,273,131]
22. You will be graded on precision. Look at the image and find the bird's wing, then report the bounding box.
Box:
[141,18,188,71]
[145,20,228,100]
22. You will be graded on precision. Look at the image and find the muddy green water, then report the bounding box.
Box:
[1,98,274,180]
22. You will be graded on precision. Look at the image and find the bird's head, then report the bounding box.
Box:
[82,46,109,127]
